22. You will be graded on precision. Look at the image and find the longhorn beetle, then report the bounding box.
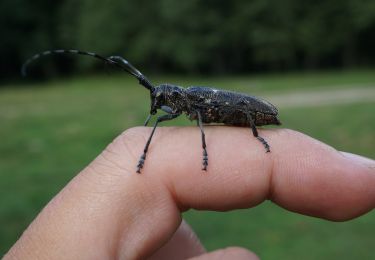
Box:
[22,49,281,173]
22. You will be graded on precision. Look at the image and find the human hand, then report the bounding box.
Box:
[5,127,375,259]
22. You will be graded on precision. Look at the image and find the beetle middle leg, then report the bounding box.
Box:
[137,113,180,173]
[247,113,270,153]
[196,110,208,171]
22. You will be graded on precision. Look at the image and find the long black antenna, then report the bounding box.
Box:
[21,49,154,91]
[107,56,154,91]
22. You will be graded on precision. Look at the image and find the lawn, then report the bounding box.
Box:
[0,70,374,258]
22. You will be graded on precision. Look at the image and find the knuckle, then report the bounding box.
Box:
[273,128,309,144]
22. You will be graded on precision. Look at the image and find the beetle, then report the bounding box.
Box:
[22,49,281,173]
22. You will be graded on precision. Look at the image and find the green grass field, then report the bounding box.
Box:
[1,70,374,258]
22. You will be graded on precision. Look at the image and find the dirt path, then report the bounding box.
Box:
[265,86,375,108]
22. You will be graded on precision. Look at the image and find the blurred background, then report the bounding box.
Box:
[0,0,374,258]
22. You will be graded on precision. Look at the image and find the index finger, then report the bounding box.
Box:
[134,127,375,219]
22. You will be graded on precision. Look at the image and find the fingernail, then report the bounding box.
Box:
[341,152,375,170]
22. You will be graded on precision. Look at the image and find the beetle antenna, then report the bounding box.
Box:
[21,50,155,91]
[22,50,114,77]
[107,56,154,91]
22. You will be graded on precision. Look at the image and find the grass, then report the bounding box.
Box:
[0,70,374,258]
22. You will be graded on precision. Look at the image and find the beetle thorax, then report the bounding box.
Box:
[151,84,187,113]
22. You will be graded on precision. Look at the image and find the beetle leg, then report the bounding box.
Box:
[137,113,181,173]
[196,111,208,171]
[144,114,152,126]
[161,105,174,114]
[247,113,270,153]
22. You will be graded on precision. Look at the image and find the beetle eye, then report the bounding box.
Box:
[171,90,181,97]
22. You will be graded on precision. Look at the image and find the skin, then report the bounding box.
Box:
[4,127,375,260]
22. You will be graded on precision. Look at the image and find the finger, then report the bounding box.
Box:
[6,127,375,260]
[149,220,206,260]
[146,127,375,219]
[188,247,259,260]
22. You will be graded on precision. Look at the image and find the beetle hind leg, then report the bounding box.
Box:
[196,111,208,171]
[247,113,271,153]
[256,136,270,153]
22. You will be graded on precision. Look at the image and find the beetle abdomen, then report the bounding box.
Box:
[186,86,280,126]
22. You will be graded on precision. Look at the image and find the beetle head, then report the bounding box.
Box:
[150,84,186,114]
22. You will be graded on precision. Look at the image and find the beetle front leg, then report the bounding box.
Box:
[247,113,270,153]
[137,113,180,173]
[143,114,152,126]
[196,111,208,171]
